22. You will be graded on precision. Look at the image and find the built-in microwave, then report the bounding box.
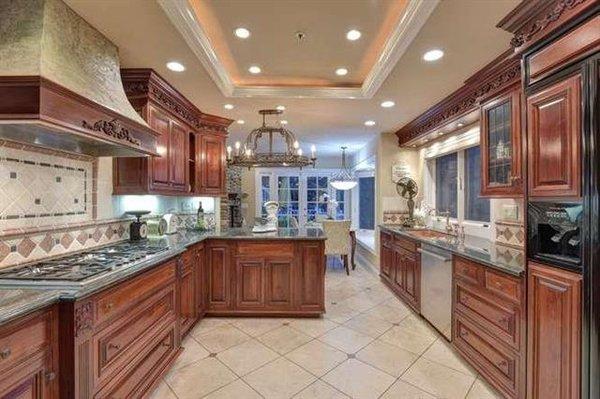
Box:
[527,202,583,271]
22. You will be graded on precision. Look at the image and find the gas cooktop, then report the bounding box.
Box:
[0,241,168,283]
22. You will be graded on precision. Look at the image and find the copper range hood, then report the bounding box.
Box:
[0,0,159,157]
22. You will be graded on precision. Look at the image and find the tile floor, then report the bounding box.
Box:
[150,261,502,399]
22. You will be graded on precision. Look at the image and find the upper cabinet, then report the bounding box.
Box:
[113,69,232,197]
[480,87,523,197]
[526,74,581,199]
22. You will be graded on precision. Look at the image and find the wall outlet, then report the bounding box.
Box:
[502,204,519,220]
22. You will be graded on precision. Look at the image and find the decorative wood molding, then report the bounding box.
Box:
[74,301,93,337]
[497,0,598,53]
[82,119,141,146]
[158,0,438,99]
[394,51,521,145]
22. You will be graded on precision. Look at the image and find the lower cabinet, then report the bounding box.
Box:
[178,250,196,338]
[0,307,58,399]
[195,244,207,318]
[527,261,581,399]
[207,242,232,311]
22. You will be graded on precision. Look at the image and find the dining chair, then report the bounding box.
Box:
[321,220,352,275]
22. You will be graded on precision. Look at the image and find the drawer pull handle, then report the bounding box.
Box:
[460,330,469,338]
[0,348,11,360]
[45,371,56,381]
[161,341,171,348]
[497,360,508,369]
[499,316,510,325]
[105,302,114,311]
[108,343,121,351]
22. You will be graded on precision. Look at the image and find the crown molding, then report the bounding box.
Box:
[158,0,438,99]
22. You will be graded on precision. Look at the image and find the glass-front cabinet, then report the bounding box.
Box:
[480,88,523,197]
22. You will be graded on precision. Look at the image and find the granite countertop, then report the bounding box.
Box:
[0,227,326,326]
[379,225,525,276]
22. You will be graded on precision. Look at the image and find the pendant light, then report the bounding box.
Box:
[330,146,357,190]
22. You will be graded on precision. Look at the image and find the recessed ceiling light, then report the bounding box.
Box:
[346,29,361,41]
[166,61,185,72]
[280,120,288,125]
[380,100,395,108]
[335,68,348,76]
[248,65,261,74]
[234,27,251,39]
[438,131,444,136]
[237,120,245,124]
[224,104,234,110]
[276,105,286,111]
[364,120,376,126]
[423,49,444,62]
[457,122,464,127]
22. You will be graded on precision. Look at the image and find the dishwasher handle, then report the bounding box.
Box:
[417,248,452,262]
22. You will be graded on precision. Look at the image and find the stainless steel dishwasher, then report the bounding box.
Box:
[418,243,453,340]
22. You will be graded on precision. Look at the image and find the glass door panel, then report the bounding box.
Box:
[306,176,329,221]
[486,99,512,187]
[277,176,299,227]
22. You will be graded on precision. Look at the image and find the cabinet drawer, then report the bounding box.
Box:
[380,232,392,245]
[485,270,521,303]
[394,235,417,252]
[94,285,176,383]
[237,242,294,257]
[453,314,519,397]
[455,281,521,349]
[0,309,51,373]
[454,256,484,286]
[95,260,177,324]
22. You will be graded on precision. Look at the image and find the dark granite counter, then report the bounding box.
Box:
[379,225,525,276]
[0,227,326,325]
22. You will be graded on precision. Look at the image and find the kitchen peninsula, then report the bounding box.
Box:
[0,227,325,398]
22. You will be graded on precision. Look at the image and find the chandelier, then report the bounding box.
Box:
[330,146,357,190]
[226,109,317,168]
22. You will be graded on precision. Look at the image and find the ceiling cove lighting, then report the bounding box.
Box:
[364,120,376,126]
[330,147,357,190]
[346,29,361,41]
[226,109,316,169]
[234,27,250,39]
[380,100,395,108]
[224,104,234,110]
[237,120,245,124]
[335,68,348,76]
[166,61,185,72]
[423,49,444,62]
[276,105,286,111]
[248,65,262,74]
[280,120,288,125]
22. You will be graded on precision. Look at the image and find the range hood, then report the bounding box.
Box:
[0,0,159,157]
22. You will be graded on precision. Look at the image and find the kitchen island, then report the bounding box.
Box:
[0,227,326,399]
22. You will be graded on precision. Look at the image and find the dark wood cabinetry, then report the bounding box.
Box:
[379,231,420,313]
[480,87,523,197]
[178,250,196,338]
[0,307,58,399]
[114,69,231,196]
[195,244,207,318]
[527,74,582,199]
[207,242,232,311]
[452,256,526,399]
[527,261,581,399]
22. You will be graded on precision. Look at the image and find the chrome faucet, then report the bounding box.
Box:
[437,210,452,234]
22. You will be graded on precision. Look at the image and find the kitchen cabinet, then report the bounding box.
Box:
[0,307,58,399]
[480,87,523,197]
[195,244,207,318]
[452,256,526,399]
[527,261,581,399]
[178,250,196,338]
[114,69,232,196]
[235,258,266,309]
[207,243,232,311]
[526,74,581,199]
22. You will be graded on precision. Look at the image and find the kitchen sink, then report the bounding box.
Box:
[407,229,452,240]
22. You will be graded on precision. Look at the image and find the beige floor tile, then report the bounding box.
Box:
[398,315,439,338]
[288,317,339,338]
[466,378,503,399]
[319,326,373,354]
[323,302,362,324]
[337,294,379,313]
[217,339,279,376]
[257,326,313,354]
[285,340,347,376]
[378,325,436,355]
[148,380,177,399]
[343,312,393,337]
[231,317,288,337]
[165,357,237,399]
[294,380,350,399]
[322,359,396,399]
[195,324,251,353]
[171,336,210,371]
[326,284,362,303]
[191,317,231,336]
[422,338,476,376]
[203,379,263,399]
[401,357,476,399]
[243,357,316,399]
[379,380,436,399]
[364,304,410,324]
[356,339,418,377]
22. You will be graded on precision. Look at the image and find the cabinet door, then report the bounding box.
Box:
[178,259,196,337]
[481,89,523,196]
[527,262,581,399]
[266,259,294,308]
[527,74,581,198]
[207,245,232,310]
[380,245,393,279]
[296,242,325,311]
[169,120,189,191]
[235,258,266,309]
[404,253,420,310]
[195,246,206,317]
[0,365,47,399]
[393,249,404,291]
[200,133,226,195]
[148,106,170,189]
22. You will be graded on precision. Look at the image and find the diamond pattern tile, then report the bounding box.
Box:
[17,237,35,257]
[38,234,54,253]
[0,241,9,262]
[60,233,74,249]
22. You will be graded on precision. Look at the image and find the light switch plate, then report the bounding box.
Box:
[502,204,519,220]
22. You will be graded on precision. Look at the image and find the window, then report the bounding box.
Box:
[306,176,329,221]
[277,176,299,227]
[465,146,490,222]
[335,189,346,220]
[435,152,458,218]
[358,176,375,229]
[260,175,270,217]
